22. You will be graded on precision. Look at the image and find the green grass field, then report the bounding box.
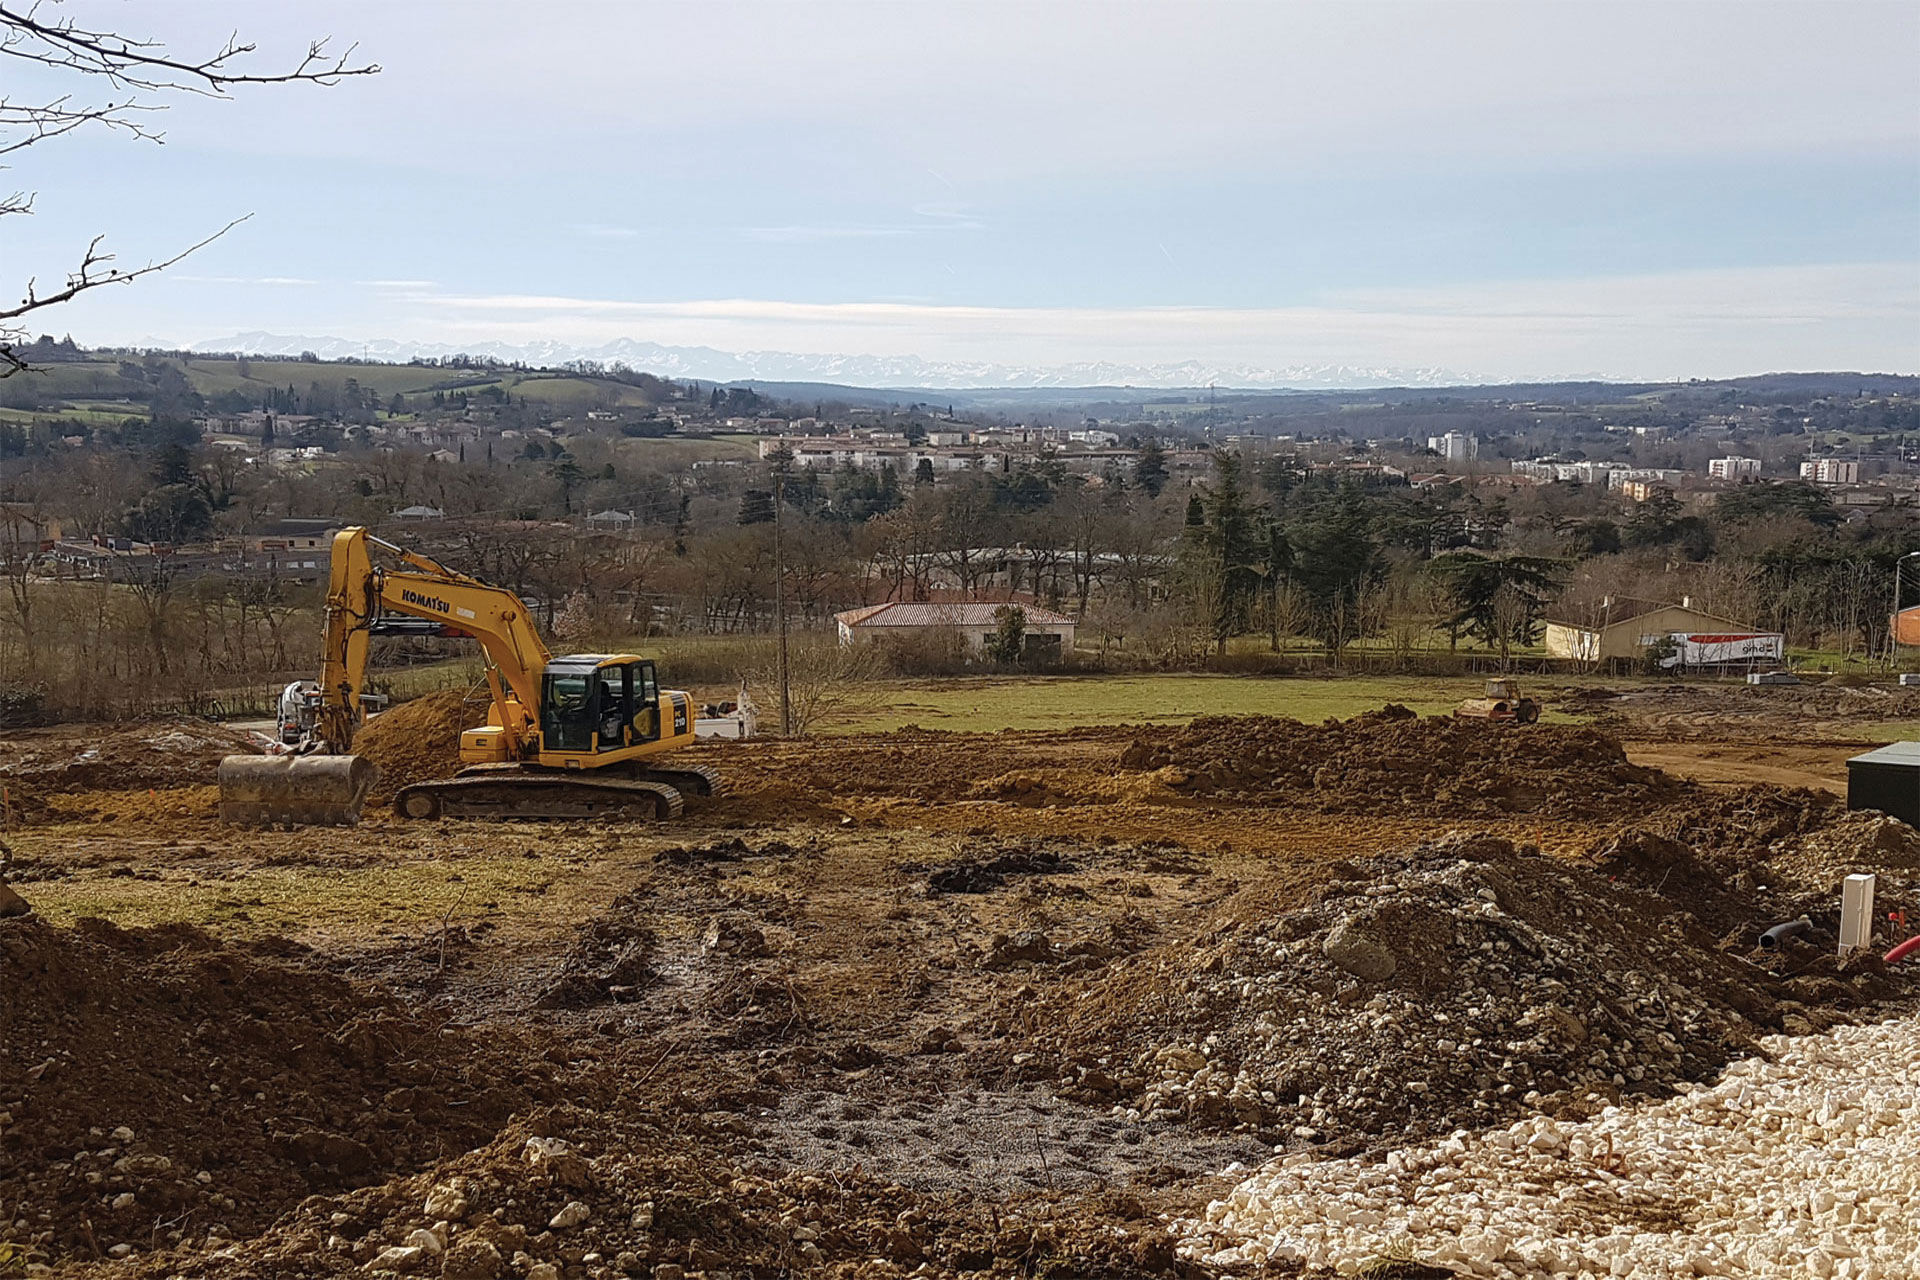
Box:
[9,358,685,426]
[179,358,473,398]
[346,653,1544,733]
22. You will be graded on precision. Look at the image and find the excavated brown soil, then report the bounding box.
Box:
[351,690,492,802]
[0,915,555,1259]
[1649,783,1841,862]
[1577,680,1920,741]
[1117,711,1681,817]
[0,721,261,822]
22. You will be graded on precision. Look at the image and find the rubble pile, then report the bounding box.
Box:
[1651,785,1840,868]
[1185,1015,1920,1279]
[352,690,492,802]
[97,1108,1187,1279]
[1767,810,1920,897]
[1038,835,1891,1142]
[1117,712,1679,817]
[0,915,550,1264]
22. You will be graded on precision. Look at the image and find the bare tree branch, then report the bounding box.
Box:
[0,215,249,373]
[0,4,376,375]
[0,215,248,326]
[0,5,378,96]
[0,94,164,157]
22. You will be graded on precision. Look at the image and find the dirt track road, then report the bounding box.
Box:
[1623,739,1854,794]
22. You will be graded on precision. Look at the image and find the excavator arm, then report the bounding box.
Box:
[315,528,551,754]
[219,526,717,827]
[219,527,556,826]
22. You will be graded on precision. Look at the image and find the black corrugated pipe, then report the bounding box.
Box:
[1759,918,1812,951]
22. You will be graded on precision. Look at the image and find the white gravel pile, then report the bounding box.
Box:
[1184,1015,1920,1279]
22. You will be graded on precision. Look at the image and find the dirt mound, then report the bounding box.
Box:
[0,915,552,1263]
[1119,713,1679,818]
[351,690,491,802]
[1650,785,1840,865]
[967,767,1179,808]
[1767,810,1920,897]
[1583,829,1756,935]
[0,721,261,821]
[1625,793,1920,945]
[1580,680,1920,741]
[115,1107,1189,1279]
[1030,834,1898,1145]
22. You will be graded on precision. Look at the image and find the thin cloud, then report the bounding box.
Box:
[739,225,916,244]
[175,275,319,286]
[397,262,1918,381]
[358,278,437,289]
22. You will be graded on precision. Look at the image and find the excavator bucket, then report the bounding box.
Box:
[217,754,379,827]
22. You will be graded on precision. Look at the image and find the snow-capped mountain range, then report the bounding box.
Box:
[186,332,1482,392]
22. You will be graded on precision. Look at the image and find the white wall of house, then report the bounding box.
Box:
[840,621,1076,652]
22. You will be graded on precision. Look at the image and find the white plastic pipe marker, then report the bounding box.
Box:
[1840,873,1875,956]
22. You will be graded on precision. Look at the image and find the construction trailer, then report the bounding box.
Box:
[1653,631,1786,671]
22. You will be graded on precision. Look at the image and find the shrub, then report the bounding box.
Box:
[875,624,972,677]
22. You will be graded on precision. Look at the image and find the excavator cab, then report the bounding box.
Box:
[540,665,597,752]
[538,657,664,753]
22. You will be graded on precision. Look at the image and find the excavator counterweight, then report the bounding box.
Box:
[218,527,718,826]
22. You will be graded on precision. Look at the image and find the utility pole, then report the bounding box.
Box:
[772,462,792,734]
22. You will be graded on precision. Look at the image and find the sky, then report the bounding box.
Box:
[7,0,1919,383]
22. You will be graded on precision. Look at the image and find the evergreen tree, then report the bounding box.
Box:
[547,451,585,513]
[1135,438,1169,496]
[1428,552,1567,668]
[738,489,775,525]
[1287,485,1385,653]
[984,605,1028,665]
[1179,451,1263,653]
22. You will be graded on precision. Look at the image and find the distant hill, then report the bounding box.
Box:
[12,338,1913,426]
[188,331,1479,394]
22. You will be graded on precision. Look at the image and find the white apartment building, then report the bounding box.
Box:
[1708,456,1762,481]
[1800,458,1860,485]
[1512,459,1628,485]
[1427,431,1479,463]
[1605,467,1687,490]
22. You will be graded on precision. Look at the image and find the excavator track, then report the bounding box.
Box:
[623,762,725,798]
[391,771,684,822]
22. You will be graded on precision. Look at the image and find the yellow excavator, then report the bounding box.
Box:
[217,527,721,825]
